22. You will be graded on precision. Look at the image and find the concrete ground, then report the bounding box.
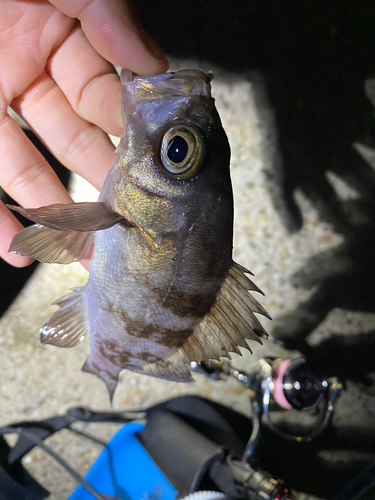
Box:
[0,58,374,499]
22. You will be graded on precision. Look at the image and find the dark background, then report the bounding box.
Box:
[132,1,375,497]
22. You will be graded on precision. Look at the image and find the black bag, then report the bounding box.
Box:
[0,396,253,500]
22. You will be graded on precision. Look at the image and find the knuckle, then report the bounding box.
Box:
[4,160,46,193]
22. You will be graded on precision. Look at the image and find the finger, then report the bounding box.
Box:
[12,71,115,191]
[0,1,74,106]
[0,114,72,207]
[48,23,123,136]
[49,0,169,75]
[0,200,34,267]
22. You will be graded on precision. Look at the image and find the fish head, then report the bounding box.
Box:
[104,69,233,247]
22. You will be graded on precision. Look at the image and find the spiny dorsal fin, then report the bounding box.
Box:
[9,225,94,264]
[227,266,264,295]
[136,262,270,381]
[40,287,89,347]
[189,261,270,356]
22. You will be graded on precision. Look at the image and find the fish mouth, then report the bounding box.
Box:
[169,69,213,81]
[121,69,213,116]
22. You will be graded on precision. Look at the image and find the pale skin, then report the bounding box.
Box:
[0,0,169,268]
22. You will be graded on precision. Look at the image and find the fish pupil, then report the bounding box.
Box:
[167,135,188,164]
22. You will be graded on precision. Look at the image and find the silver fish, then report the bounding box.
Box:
[8,69,270,399]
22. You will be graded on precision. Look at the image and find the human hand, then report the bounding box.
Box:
[0,0,168,267]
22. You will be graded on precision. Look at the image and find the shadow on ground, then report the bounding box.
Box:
[133,1,375,497]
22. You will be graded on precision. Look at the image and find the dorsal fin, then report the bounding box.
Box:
[136,262,270,381]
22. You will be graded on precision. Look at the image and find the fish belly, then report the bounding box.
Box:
[86,224,208,376]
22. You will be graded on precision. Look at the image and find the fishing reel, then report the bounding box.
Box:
[190,356,341,499]
[192,357,341,445]
[247,356,341,443]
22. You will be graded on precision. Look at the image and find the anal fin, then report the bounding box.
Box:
[40,286,89,347]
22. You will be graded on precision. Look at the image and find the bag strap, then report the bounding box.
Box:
[0,396,252,499]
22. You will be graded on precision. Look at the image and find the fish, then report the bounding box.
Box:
[7,69,271,400]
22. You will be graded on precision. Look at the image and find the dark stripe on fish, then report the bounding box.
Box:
[99,302,195,346]
[145,283,218,319]
[96,337,179,368]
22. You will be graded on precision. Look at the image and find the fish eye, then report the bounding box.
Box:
[160,124,205,179]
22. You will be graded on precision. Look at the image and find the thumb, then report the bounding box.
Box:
[49,0,169,75]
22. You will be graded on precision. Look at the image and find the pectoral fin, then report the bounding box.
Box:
[6,202,127,232]
[7,201,131,264]
[9,225,94,264]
